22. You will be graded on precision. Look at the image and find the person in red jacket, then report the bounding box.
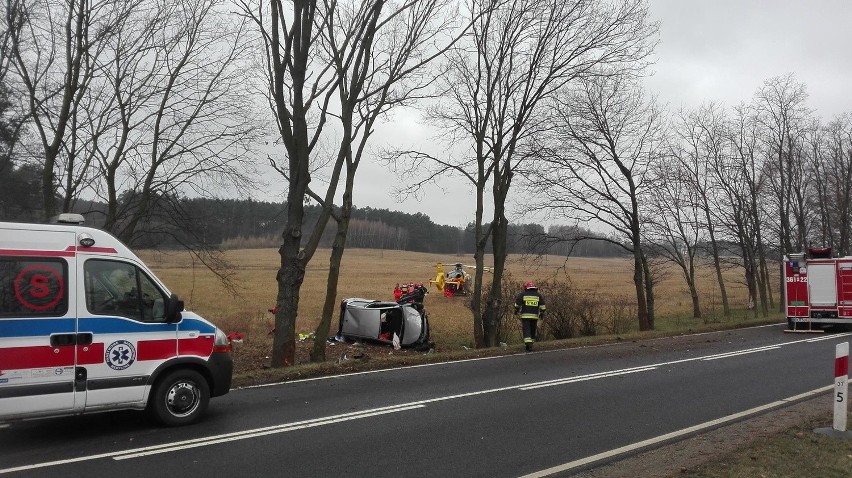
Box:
[514,281,546,352]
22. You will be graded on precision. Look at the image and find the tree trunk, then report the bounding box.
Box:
[685,259,701,320]
[312,227,346,362]
[470,171,488,348]
[485,213,508,347]
[634,247,650,331]
[742,243,758,319]
[41,153,57,220]
[311,188,353,362]
[471,246,486,348]
[705,211,730,317]
[273,225,306,367]
[640,250,654,330]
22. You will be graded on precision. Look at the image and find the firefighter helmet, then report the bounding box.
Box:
[524,281,536,290]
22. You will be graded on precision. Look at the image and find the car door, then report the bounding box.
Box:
[341,301,382,339]
[78,258,177,410]
[0,232,78,420]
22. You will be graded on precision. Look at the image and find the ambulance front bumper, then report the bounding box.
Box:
[208,352,233,397]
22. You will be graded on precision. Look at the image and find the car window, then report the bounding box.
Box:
[85,260,167,322]
[0,258,69,317]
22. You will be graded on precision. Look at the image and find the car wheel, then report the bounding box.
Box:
[150,369,210,426]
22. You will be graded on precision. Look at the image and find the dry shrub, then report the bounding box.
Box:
[599,297,635,335]
[486,274,637,343]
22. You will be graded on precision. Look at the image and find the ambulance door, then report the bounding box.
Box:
[78,258,177,410]
[0,237,78,419]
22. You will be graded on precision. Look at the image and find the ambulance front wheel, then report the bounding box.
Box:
[150,369,210,426]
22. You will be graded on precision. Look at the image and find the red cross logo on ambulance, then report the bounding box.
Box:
[105,340,136,370]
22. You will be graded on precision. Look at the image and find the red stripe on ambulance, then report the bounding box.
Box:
[0,248,75,257]
[0,346,74,369]
[77,343,106,365]
[179,337,215,357]
[138,339,177,361]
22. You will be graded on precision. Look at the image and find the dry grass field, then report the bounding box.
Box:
[142,249,846,478]
[139,248,767,360]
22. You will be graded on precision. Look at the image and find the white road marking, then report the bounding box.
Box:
[806,332,852,342]
[518,385,834,478]
[702,345,782,361]
[520,367,658,390]
[114,405,425,459]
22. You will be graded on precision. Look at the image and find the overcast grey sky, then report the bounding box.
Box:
[262,1,852,229]
[646,0,852,120]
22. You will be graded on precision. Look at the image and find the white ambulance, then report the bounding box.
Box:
[0,215,232,426]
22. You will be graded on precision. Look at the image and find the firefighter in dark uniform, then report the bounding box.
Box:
[514,281,546,352]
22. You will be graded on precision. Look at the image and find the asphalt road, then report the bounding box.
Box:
[2,323,849,477]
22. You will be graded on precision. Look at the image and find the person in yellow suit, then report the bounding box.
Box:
[514,281,546,352]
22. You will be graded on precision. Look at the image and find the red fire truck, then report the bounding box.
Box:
[784,247,852,332]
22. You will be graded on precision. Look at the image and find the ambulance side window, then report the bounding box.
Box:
[85,260,167,323]
[0,258,69,317]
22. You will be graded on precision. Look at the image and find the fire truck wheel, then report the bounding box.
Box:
[150,369,210,426]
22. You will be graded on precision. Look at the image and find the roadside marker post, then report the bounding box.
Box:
[815,341,852,439]
[834,342,849,432]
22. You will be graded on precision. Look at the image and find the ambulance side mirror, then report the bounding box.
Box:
[165,294,185,323]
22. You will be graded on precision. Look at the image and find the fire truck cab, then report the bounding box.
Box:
[0,214,232,426]
[784,247,852,332]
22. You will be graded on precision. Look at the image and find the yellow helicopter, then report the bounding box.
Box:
[429,262,492,297]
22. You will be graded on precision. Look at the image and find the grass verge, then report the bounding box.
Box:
[685,411,852,478]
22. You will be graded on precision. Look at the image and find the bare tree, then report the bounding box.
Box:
[717,103,772,316]
[99,0,258,245]
[753,74,812,312]
[242,0,463,367]
[307,0,462,362]
[390,0,657,346]
[5,0,257,228]
[806,119,832,249]
[812,114,852,255]
[5,0,116,218]
[532,74,663,331]
[0,0,26,163]
[644,151,703,319]
[668,103,731,317]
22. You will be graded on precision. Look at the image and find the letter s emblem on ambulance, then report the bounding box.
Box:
[105,340,136,370]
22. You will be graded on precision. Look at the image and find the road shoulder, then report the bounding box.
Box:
[570,394,832,478]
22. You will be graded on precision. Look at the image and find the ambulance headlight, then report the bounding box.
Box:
[78,233,95,247]
[213,328,232,353]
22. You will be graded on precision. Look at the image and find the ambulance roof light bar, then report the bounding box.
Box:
[54,213,85,224]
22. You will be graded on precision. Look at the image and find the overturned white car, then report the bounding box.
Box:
[336,294,430,348]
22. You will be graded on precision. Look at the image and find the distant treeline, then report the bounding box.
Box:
[2,195,624,257]
[187,198,627,257]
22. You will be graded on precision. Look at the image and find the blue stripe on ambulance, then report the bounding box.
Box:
[0,317,215,338]
[0,318,75,337]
